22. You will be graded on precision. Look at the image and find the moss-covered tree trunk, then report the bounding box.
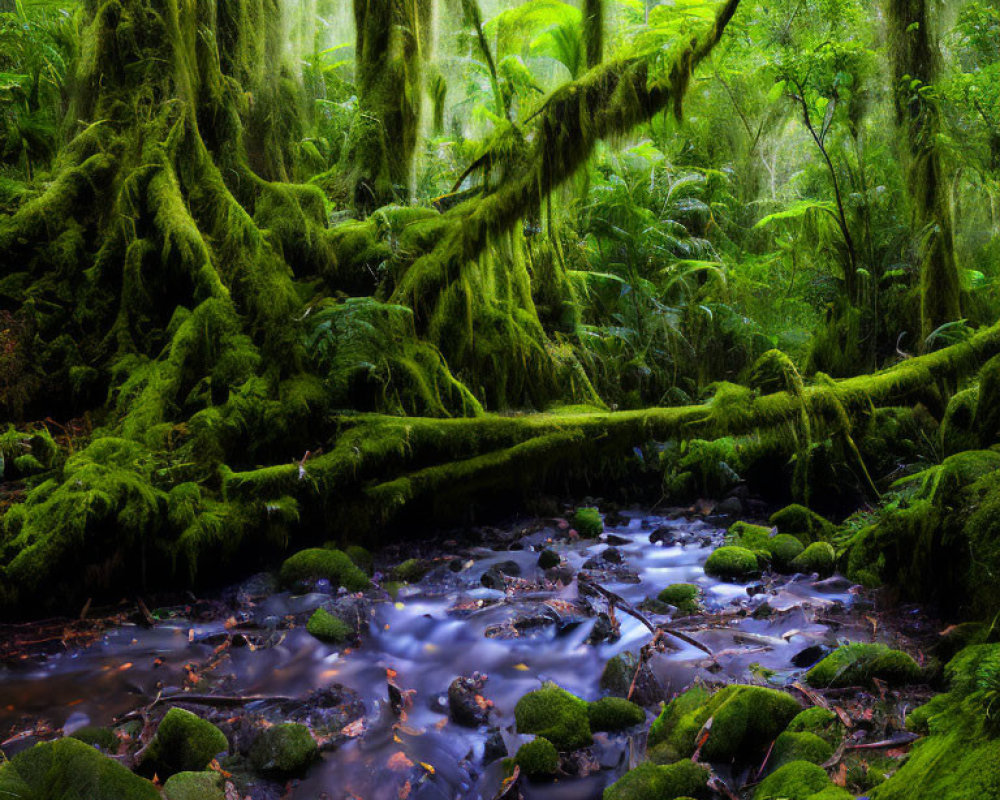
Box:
[887,0,962,344]
[583,0,603,69]
[343,0,429,214]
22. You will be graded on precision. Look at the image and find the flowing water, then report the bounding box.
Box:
[0,511,872,800]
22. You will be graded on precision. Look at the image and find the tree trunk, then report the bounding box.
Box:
[887,0,962,344]
[583,0,603,69]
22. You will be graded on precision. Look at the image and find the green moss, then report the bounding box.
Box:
[704,546,759,581]
[306,607,352,643]
[587,697,645,731]
[768,534,806,572]
[344,545,374,574]
[790,542,836,577]
[391,558,432,582]
[771,731,834,769]
[249,723,318,778]
[514,738,559,779]
[769,505,837,544]
[514,682,592,751]
[572,507,603,537]
[0,736,159,800]
[786,707,843,746]
[647,685,801,763]
[940,388,980,456]
[657,583,702,615]
[754,761,850,800]
[602,760,709,800]
[279,548,370,592]
[538,548,560,569]
[69,726,118,752]
[726,521,772,549]
[805,643,921,688]
[162,771,225,800]
[141,707,228,778]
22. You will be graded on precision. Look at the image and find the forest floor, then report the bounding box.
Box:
[0,502,941,799]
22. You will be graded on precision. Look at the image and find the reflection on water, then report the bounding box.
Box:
[0,512,866,799]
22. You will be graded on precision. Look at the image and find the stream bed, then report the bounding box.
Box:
[0,509,914,800]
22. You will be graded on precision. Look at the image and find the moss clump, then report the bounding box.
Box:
[514,738,559,779]
[657,583,701,615]
[279,548,369,592]
[572,507,603,537]
[514,682,592,751]
[648,685,801,763]
[391,558,432,582]
[249,723,318,778]
[754,761,851,800]
[770,505,837,544]
[587,697,645,731]
[768,534,806,572]
[786,707,843,746]
[805,643,921,688]
[704,546,759,581]
[602,760,709,800]
[162,771,225,800]
[771,731,834,769]
[0,736,159,800]
[538,548,561,569]
[344,545,374,574]
[141,708,228,778]
[790,542,836,577]
[306,607,352,643]
[69,726,118,752]
[726,521,773,549]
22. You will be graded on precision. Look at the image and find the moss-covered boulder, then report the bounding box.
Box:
[790,542,836,577]
[767,534,806,572]
[538,548,561,569]
[572,507,603,537]
[657,583,702,615]
[771,731,833,769]
[805,643,921,688]
[306,606,352,643]
[0,736,159,800]
[785,707,843,746]
[249,723,319,778]
[588,697,645,732]
[162,771,225,800]
[602,760,709,800]
[704,546,759,580]
[391,558,432,582]
[279,548,369,592]
[514,683,592,751]
[514,738,559,779]
[344,545,374,574]
[726,521,772,549]
[770,505,838,544]
[68,726,118,752]
[648,685,801,763]
[754,761,851,800]
[141,708,228,778]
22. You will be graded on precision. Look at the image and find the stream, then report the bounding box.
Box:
[0,510,878,800]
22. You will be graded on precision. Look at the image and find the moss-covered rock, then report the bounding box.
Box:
[754,761,851,800]
[648,685,801,763]
[771,731,833,769]
[657,583,702,615]
[790,542,836,577]
[391,558,432,582]
[785,707,843,746]
[587,697,645,731]
[68,726,118,752]
[0,736,159,799]
[249,723,318,778]
[514,682,592,751]
[306,606,352,643]
[572,507,603,537]
[141,708,228,778]
[538,548,561,569]
[726,521,772,549]
[514,738,559,779]
[602,760,709,800]
[162,771,225,800]
[769,534,806,572]
[280,548,370,592]
[704,546,759,581]
[344,545,374,574]
[770,505,838,544]
[805,643,921,688]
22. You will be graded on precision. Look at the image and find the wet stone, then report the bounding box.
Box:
[605,533,630,546]
[649,526,675,545]
[448,674,491,727]
[602,547,622,564]
[792,644,833,669]
[585,612,621,645]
